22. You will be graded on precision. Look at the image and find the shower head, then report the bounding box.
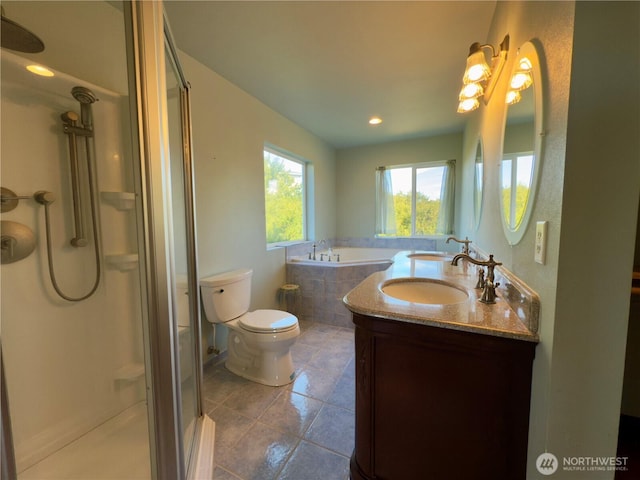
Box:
[1,7,45,53]
[71,86,98,105]
[71,86,98,128]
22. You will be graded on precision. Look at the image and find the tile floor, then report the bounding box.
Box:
[203,320,355,480]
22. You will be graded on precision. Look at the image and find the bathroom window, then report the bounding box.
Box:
[375,160,455,236]
[264,146,307,245]
[500,152,534,230]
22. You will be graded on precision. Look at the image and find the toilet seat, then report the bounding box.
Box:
[238,309,298,334]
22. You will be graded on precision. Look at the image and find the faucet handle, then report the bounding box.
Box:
[475,268,485,289]
[486,254,502,267]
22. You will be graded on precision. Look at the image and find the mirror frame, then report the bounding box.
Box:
[473,136,484,231]
[498,40,544,245]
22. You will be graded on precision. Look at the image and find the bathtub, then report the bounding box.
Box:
[286,248,400,328]
[288,247,400,266]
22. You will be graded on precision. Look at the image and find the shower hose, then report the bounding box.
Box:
[36,159,101,302]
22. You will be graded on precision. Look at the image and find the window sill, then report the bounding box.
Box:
[267,240,308,251]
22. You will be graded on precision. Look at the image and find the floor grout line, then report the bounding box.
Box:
[207,321,354,480]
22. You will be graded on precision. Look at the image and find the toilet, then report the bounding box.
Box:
[175,275,194,381]
[200,268,300,386]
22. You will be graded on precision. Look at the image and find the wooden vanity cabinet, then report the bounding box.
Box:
[350,312,536,480]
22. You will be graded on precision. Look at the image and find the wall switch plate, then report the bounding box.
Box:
[535,221,548,264]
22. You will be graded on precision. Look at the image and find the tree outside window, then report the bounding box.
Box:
[376,161,455,237]
[264,148,306,244]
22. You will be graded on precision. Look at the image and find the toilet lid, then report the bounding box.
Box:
[239,309,298,333]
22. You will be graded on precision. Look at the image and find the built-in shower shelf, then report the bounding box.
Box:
[106,253,139,272]
[101,191,136,211]
[114,363,145,382]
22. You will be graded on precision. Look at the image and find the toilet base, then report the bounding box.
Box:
[225,357,296,387]
[225,328,299,386]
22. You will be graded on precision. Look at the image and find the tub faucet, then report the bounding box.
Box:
[446,236,471,254]
[451,253,502,304]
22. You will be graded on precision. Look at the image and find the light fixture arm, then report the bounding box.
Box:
[468,42,496,58]
[483,34,510,103]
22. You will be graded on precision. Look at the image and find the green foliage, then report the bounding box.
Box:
[502,184,530,228]
[392,192,441,236]
[264,155,304,243]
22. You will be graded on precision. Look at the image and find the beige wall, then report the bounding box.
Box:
[179,51,336,358]
[457,1,639,477]
[552,1,639,466]
[335,132,463,248]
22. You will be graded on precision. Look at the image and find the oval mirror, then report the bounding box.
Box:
[473,138,484,230]
[499,41,544,245]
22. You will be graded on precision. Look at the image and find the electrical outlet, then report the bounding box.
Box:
[535,221,548,264]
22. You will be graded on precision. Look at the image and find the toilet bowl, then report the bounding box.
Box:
[200,268,300,386]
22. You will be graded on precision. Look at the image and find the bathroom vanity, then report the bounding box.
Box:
[343,252,539,480]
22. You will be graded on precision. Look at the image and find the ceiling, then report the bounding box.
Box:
[164,1,497,149]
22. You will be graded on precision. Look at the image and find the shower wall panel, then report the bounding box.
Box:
[1,54,145,472]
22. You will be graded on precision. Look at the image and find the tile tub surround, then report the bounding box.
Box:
[203,321,354,480]
[287,261,392,328]
[343,251,540,342]
[285,238,438,328]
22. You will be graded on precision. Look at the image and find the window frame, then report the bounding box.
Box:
[376,160,451,238]
[500,150,534,230]
[263,145,308,247]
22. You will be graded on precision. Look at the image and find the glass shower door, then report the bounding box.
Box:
[163,21,202,472]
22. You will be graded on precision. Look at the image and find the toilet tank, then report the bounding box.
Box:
[200,268,253,323]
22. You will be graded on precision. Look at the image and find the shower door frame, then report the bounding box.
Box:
[128,1,209,478]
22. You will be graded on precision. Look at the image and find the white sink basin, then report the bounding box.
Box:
[381,279,468,305]
[408,253,454,262]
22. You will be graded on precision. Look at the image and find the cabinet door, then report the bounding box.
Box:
[352,313,535,480]
[353,325,373,478]
[373,333,511,478]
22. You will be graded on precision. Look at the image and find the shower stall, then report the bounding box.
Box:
[1,1,213,479]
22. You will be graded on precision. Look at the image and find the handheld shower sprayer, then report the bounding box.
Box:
[37,86,102,301]
[71,86,98,129]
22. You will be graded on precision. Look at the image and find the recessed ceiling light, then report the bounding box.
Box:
[26,64,54,77]
[368,116,383,125]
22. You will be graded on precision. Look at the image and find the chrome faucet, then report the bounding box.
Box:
[446,236,471,255]
[451,253,502,304]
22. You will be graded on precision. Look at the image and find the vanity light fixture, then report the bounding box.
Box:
[505,56,533,105]
[368,116,383,125]
[457,34,510,113]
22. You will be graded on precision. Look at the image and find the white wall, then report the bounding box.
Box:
[1,57,145,471]
[457,1,639,477]
[178,52,336,357]
[335,132,463,248]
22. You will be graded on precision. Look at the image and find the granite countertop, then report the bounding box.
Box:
[343,251,539,343]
